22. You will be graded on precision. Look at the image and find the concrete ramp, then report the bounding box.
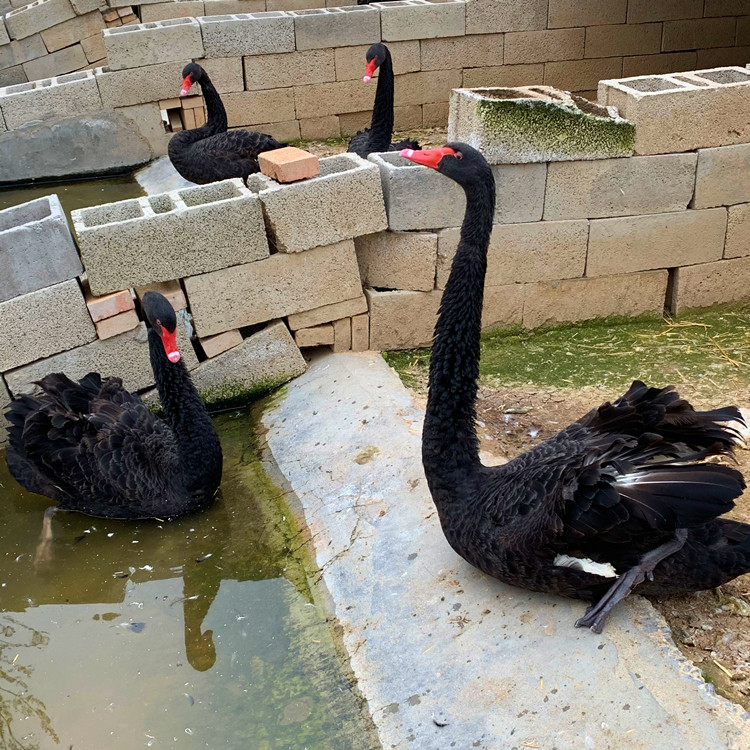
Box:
[263,352,750,749]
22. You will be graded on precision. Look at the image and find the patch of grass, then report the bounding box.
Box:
[384,304,750,397]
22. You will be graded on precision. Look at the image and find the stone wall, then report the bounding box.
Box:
[2,0,750,145]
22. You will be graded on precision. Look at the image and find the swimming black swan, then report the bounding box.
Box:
[402,143,750,633]
[168,62,284,185]
[4,292,223,524]
[347,43,420,158]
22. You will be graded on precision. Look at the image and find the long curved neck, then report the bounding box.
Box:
[198,72,227,137]
[423,174,496,482]
[368,51,395,152]
[148,330,222,495]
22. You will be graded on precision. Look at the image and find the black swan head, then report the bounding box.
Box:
[180,62,206,96]
[401,142,493,191]
[363,42,388,82]
[142,291,181,363]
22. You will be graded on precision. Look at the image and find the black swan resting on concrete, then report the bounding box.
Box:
[402,142,750,633]
[347,43,420,158]
[168,62,283,185]
[5,292,222,528]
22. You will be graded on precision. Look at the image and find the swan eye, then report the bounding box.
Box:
[455,151,463,160]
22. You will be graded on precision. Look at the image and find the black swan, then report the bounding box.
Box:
[347,43,420,158]
[402,143,750,633]
[168,62,284,185]
[4,292,223,525]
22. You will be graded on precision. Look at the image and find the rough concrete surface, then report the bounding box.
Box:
[263,352,750,750]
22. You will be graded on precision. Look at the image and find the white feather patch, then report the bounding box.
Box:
[554,554,618,578]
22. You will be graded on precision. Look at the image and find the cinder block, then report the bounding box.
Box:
[22,43,86,80]
[482,284,524,329]
[332,317,351,352]
[190,56,242,93]
[295,323,334,347]
[70,0,106,11]
[4,0,75,41]
[543,153,697,220]
[0,66,29,89]
[286,294,367,329]
[369,152,547,230]
[705,0,750,15]
[244,48,334,91]
[0,33,47,69]
[395,103,423,128]
[376,0,464,43]
[355,230,437,292]
[72,180,269,295]
[96,61,190,107]
[103,18,203,71]
[0,194,82,302]
[184,240,364,336]
[134,279,187,310]
[350,312,368,351]
[462,63,544,88]
[420,34,501,72]
[221,88,295,126]
[466,0,546,35]
[366,287,441,350]
[81,31,106,63]
[626,0,703,22]
[670,257,750,314]
[290,6,379,50]
[587,209,727,277]
[251,118,299,141]
[662,18,736,52]
[598,68,750,155]
[140,0,205,22]
[548,0,626,28]
[393,68,462,106]
[622,52,698,78]
[437,220,587,289]
[504,28,584,64]
[522,270,668,329]
[204,0,265,14]
[293,78,375,118]
[40,10,104,53]
[0,279,96,371]
[198,12,295,57]
[86,287,135,321]
[334,40,420,80]
[4,320,197,396]
[726,203,750,258]
[692,144,750,209]
[338,109,372,134]
[95,308,140,339]
[258,145,319,182]
[249,152,387,252]
[199,328,242,357]
[114,101,171,156]
[183,321,306,405]
[584,23,661,59]
[0,17,10,45]
[299,114,340,138]
[0,69,100,129]
[448,86,634,164]
[543,57,623,92]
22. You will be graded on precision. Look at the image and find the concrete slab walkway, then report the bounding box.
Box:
[263,352,750,749]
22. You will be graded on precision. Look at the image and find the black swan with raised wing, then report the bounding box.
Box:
[168,62,283,185]
[4,292,223,523]
[402,143,750,633]
[347,43,420,158]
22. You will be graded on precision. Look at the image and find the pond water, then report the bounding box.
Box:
[0,406,373,750]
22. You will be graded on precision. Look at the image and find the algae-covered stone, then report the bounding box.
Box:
[447,86,635,164]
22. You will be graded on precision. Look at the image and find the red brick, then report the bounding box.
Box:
[95,309,140,339]
[199,329,243,358]
[258,146,320,183]
[85,287,134,322]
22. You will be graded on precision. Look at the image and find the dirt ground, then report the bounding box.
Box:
[410,377,750,710]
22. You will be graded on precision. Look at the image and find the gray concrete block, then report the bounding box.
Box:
[295,322,334,347]
[198,12,295,57]
[0,69,101,129]
[22,42,86,81]
[0,111,152,183]
[140,0,205,22]
[543,153,698,220]
[0,279,96,372]
[291,6,379,50]
[0,34,47,71]
[0,194,82,301]
[0,66,28,90]
[366,287,442,350]
[355,230,437,292]
[4,0,75,41]
[286,294,367,329]
[249,152,387,252]
[670,256,750,314]
[104,18,204,71]
[72,179,269,295]
[5,320,197,396]
[376,0,465,42]
[95,61,191,108]
[184,240,363,336]
[0,17,11,45]
[692,143,750,209]
[40,10,104,54]
[448,86,634,164]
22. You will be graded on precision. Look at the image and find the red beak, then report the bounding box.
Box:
[161,327,181,363]
[180,74,193,96]
[363,58,377,83]
[400,146,456,170]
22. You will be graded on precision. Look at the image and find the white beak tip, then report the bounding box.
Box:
[168,352,181,363]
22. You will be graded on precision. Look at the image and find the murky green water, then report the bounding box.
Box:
[0,175,144,222]
[0,407,372,750]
